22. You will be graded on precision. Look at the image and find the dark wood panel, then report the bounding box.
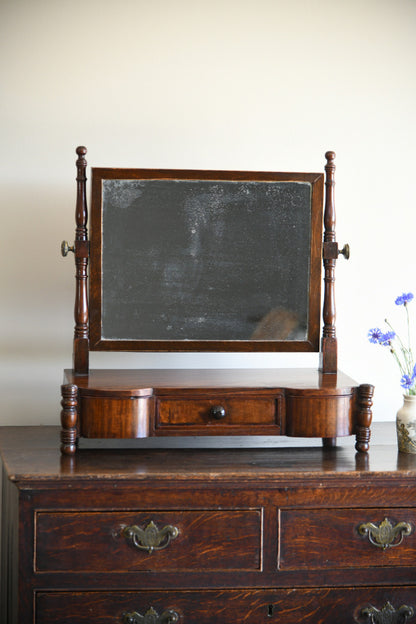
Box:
[285,393,354,437]
[35,509,262,573]
[80,397,152,438]
[1,424,416,484]
[0,464,18,624]
[64,368,359,392]
[35,588,416,624]
[280,508,416,569]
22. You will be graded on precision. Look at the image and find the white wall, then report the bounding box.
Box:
[1,0,416,426]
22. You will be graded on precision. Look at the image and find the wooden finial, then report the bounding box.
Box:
[325,150,336,163]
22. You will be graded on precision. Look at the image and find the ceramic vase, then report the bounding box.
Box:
[396,394,416,453]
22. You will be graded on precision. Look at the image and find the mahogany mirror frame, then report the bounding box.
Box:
[89,168,324,355]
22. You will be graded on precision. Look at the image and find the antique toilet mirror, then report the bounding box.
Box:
[60,147,373,454]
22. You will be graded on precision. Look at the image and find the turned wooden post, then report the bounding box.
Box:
[73,146,90,374]
[355,384,374,452]
[60,384,78,455]
[320,150,338,373]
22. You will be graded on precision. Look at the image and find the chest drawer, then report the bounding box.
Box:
[155,395,281,434]
[279,507,416,569]
[36,588,416,624]
[35,508,262,572]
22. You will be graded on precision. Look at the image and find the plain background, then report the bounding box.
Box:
[1,0,416,428]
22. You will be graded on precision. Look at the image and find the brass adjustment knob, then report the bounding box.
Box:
[210,405,226,419]
[338,243,350,259]
[61,240,75,257]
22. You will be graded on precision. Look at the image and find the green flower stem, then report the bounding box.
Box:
[390,346,406,377]
[406,304,414,366]
[385,319,413,375]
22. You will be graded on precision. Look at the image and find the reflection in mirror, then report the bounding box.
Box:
[100,179,312,342]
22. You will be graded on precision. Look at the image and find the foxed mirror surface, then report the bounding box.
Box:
[90,170,323,351]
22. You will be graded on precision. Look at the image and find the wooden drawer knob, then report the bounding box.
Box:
[358,517,412,550]
[122,520,179,554]
[210,405,226,419]
[360,601,414,623]
[123,607,179,624]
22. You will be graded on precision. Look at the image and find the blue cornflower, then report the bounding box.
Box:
[379,331,396,346]
[368,328,383,344]
[369,292,416,394]
[395,293,414,306]
[401,374,415,390]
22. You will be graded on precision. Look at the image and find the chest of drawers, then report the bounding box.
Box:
[1,424,416,623]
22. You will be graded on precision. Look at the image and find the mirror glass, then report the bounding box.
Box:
[90,170,323,351]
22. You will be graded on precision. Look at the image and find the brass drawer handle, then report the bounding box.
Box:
[360,601,414,623]
[358,517,412,550]
[122,520,179,554]
[123,607,179,624]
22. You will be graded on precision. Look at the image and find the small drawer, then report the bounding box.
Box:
[35,508,262,572]
[279,507,416,570]
[155,395,281,434]
[36,588,416,624]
